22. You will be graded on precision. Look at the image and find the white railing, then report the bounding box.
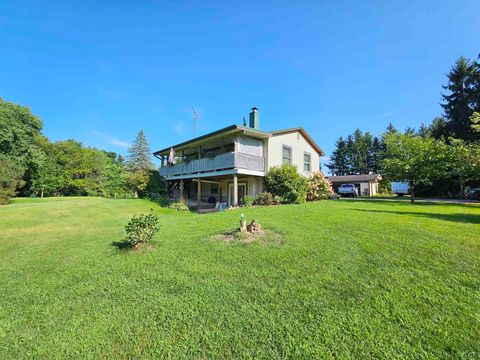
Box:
[159,152,265,177]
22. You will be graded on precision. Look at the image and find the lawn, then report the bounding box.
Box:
[0,197,479,359]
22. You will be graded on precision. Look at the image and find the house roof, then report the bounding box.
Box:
[327,174,382,183]
[153,125,324,157]
[270,127,324,156]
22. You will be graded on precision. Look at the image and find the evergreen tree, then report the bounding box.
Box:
[126,130,154,171]
[385,123,397,134]
[327,137,349,175]
[428,117,449,139]
[441,56,477,141]
[369,136,382,173]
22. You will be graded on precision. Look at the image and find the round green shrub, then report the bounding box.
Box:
[266,164,308,204]
[124,214,160,248]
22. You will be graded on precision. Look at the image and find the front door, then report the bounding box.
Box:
[228,183,247,206]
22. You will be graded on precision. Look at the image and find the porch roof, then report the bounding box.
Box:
[153,125,271,157]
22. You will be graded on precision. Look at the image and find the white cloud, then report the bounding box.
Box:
[92,131,130,148]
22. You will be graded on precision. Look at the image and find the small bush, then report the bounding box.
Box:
[243,195,254,207]
[150,193,172,207]
[307,172,334,201]
[169,200,190,212]
[254,192,274,205]
[124,214,160,248]
[266,164,308,204]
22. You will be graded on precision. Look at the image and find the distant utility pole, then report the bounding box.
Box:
[192,107,198,137]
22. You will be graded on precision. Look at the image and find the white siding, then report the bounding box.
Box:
[266,131,320,175]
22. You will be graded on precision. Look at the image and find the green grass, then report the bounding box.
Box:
[0,197,479,359]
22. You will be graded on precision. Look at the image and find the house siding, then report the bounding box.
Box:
[267,131,320,175]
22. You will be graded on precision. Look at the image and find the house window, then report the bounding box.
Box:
[304,152,311,172]
[282,145,292,165]
[211,184,219,195]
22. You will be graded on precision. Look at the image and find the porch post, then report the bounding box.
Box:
[179,180,184,201]
[233,174,238,206]
[197,179,201,211]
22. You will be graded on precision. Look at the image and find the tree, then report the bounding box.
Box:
[441,56,478,141]
[327,137,349,175]
[126,130,158,197]
[382,133,448,203]
[126,130,153,172]
[102,162,128,198]
[31,157,63,197]
[470,111,480,133]
[346,129,373,174]
[428,117,449,139]
[447,139,480,194]
[385,123,397,134]
[0,154,25,204]
[0,97,47,195]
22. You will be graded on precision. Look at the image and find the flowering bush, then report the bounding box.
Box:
[254,192,274,205]
[307,172,334,201]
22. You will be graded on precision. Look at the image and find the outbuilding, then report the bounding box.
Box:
[327,174,382,197]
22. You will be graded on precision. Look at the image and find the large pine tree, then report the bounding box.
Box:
[126,130,154,171]
[326,137,349,175]
[441,56,478,141]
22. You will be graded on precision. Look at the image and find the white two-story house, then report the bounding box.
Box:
[154,108,324,209]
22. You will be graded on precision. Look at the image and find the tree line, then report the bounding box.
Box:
[327,55,480,199]
[0,98,163,204]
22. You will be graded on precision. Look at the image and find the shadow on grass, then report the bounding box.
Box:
[344,197,480,209]
[352,209,480,225]
[111,241,132,250]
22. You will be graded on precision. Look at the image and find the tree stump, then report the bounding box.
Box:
[246,220,261,234]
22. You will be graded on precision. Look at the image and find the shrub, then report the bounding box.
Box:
[124,214,160,248]
[254,192,274,205]
[266,164,308,204]
[307,172,334,201]
[168,200,190,212]
[243,195,254,207]
[150,193,172,207]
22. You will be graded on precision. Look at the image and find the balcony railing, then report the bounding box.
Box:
[159,152,265,178]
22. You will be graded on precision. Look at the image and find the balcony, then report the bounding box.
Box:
[159,152,265,178]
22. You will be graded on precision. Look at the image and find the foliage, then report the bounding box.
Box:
[471,111,480,133]
[441,55,480,141]
[243,195,254,207]
[0,97,46,195]
[306,172,334,201]
[149,194,172,207]
[124,213,160,248]
[254,192,274,205]
[0,154,25,204]
[102,161,128,198]
[327,129,383,176]
[168,200,190,212]
[266,164,308,204]
[126,130,154,172]
[446,138,480,193]
[382,133,449,202]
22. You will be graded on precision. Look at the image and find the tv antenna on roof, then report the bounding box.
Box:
[192,107,198,137]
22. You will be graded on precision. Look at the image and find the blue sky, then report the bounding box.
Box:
[1,0,479,170]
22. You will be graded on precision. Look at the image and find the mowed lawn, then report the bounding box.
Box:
[0,198,479,359]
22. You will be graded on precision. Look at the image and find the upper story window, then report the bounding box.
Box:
[282,145,292,165]
[304,152,311,172]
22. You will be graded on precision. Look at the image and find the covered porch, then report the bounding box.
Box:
[169,173,264,212]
